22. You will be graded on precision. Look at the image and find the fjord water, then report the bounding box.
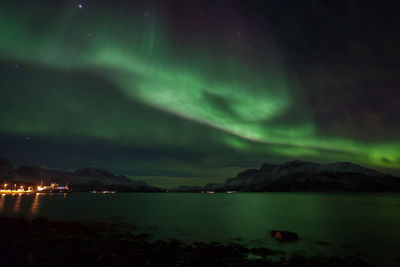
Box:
[1,192,399,265]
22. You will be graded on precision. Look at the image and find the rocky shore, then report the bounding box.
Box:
[0,217,368,266]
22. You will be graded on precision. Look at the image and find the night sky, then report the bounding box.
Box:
[1,0,399,187]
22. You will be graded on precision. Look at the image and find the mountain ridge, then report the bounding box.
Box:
[202,160,400,192]
[2,158,399,192]
[0,158,161,192]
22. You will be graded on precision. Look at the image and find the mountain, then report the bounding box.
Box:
[2,158,399,192]
[73,168,134,184]
[204,160,400,192]
[0,158,161,192]
[0,158,15,180]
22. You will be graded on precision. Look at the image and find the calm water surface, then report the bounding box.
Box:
[1,192,399,266]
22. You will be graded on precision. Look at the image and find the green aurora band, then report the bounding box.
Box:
[0,2,399,179]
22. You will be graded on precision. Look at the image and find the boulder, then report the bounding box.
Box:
[270,230,299,241]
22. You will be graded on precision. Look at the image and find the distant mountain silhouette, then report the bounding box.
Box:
[202,160,400,192]
[73,168,134,184]
[0,158,161,192]
[0,158,15,180]
[2,158,400,192]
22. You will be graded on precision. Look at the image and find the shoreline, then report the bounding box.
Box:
[0,216,369,266]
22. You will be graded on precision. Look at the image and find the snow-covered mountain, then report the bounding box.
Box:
[204,160,400,191]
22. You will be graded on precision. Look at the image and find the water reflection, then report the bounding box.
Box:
[0,192,399,266]
[30,193,40,216]
[0,194,5,212]
[13,194,22,212]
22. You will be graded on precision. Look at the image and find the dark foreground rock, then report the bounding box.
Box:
[0,216,369,267]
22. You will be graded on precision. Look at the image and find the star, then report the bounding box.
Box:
[78,4,83,9]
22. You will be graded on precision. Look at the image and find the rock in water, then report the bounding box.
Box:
[270,230,299,241]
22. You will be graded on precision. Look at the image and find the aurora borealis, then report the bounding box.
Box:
[1,0,399,186]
